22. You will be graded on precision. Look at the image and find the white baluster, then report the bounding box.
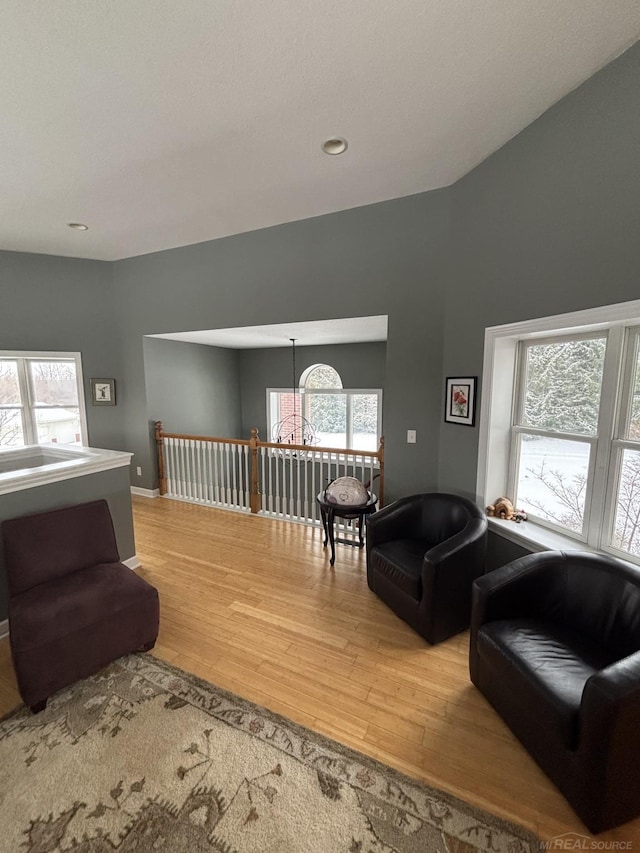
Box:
[302,455,308,522]
[245,444,251,510]
[188,440,195,500]
[195,440,202,501]
[274,449,280,515]
[180,438,186,498]
[204,442,211,503]
[166,438,174,495]
[311,450,317,522]
[231,443,238,507]
[223,443,230,506]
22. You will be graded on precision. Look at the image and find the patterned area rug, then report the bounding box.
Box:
[0,654,539,852]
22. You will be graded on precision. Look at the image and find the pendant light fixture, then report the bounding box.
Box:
[271,338,318,450]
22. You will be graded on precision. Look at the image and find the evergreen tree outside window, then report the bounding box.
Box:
[303,364,342,389]
[513,334,606,534]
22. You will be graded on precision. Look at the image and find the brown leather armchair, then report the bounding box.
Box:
[470,550,640,833]
[2,499,159,712]
[366,493,488,644]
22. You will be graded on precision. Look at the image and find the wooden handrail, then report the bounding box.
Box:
[255,439,380,457]
[155,430,250,446]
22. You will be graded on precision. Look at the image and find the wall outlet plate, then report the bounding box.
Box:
[407,430,416,444]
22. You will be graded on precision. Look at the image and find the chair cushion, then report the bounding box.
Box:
[9,562,157,651]
[369,539,428,599]
[477,618,614,749]
[2,499,120,596]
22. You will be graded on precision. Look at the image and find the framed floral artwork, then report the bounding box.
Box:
[444,376,477,426]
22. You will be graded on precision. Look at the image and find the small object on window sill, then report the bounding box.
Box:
[486,497,527,523]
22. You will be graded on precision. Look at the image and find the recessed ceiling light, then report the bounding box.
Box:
[322,137,348,156]
[67,222,89,231]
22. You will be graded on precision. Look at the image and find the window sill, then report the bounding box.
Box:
[487,517,601,556]
[488,517,640,573]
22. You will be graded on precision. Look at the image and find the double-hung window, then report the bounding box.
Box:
[478,300,640,565]
[0,352,87,447]
[510,334,606,537]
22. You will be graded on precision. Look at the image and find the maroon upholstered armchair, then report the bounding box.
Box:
[2,499,159,713]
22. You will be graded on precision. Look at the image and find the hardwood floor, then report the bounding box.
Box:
[2,494,639,844]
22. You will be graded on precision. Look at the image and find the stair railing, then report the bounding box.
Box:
[154,421,384,529]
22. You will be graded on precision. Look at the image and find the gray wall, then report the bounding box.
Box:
[486,532,531,573]
[0,251,125,451]
[113,190,449,500]
[238,341,387,439]
[438,41,640,500]
[143,337,242,440]
[2,41,640,514]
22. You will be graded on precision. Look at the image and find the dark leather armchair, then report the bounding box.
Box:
[366,493,488,644]
[2,499,159,712]
[470,550,640,833]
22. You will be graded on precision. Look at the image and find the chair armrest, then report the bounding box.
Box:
[424,516,487,568]
[420,517,487,643]
[365,495,422,548]
[470,550,565,629]
[579,652,640,778]
[585,653,640,702]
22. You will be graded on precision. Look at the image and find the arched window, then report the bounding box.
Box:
[268,361,381,451]
[300,363,342,389]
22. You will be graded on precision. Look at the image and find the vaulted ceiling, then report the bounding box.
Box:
[2,1,639,261]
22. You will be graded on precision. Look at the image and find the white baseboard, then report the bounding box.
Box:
[0,619,8,640]
[130,486,159,498]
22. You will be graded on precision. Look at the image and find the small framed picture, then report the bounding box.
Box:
[444,376,476,426]
[91,378,116,406]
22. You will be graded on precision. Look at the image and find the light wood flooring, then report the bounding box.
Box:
[1,495,639,845]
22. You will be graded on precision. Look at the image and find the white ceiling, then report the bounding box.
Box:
[149,316,388,349]
[2,2,640,262]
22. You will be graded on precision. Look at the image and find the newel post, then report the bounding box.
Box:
[377,436,385,507]
[249,427,262,513]
[155,420,167,496]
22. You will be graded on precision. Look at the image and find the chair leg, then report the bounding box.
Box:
[30,699,47,714]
